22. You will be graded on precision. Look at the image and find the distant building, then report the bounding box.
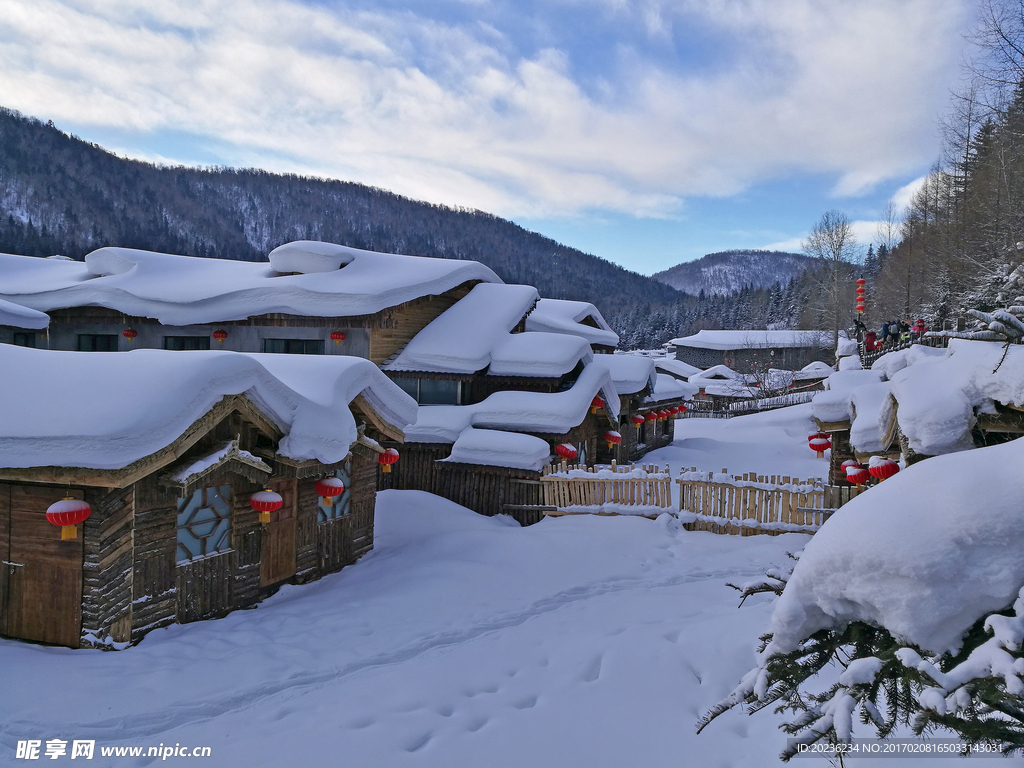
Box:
[668,330,835,373]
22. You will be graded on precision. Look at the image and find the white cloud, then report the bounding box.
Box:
[0,0,971,219]
[892,175,929,212]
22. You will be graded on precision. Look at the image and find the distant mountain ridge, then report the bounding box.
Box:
[652,250,815,296]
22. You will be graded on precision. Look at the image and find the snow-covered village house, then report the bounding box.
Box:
[0,346,416,649]
[0,241,502,366]
[373,283,691,521]
[669,329,834,373]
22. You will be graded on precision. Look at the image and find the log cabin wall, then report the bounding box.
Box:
[368,283,475,364]
[80,485,135,648]
[433,463,542,520]
[828,430,855,485]
[131,476,178,642]
[316,446,378,573]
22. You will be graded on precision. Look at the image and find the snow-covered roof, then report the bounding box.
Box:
[835,336,859,358]
[382,284,591,378]
[524,298,619,348]
[654,358,702,380]
[0,297,48,329]
[689,364,742,381]
[848,381,894,453]
[589,355,657,395]
[645,373,697,404]
[887,339,1024,456]
[768,436,1024,655]
[384,284,537,374]
[793,361,833,380]
[0,242,502,325]
[442,428,551,472]
[488,333,592,378]
[405,362,619,444]
[669,329,835,350]
[0,346,416,471]
[811,369,886,425]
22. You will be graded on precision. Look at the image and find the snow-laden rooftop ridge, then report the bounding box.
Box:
[0,346,417,470]
[524,298,619,348]
[0,242,502,325]
[0,297,49,329]
[670,329,837,350]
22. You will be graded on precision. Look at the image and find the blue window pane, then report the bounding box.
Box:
[176,485,232,563]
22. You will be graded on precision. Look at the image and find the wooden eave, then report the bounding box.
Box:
[814,418,852,433]
[976,406,1024,433]
[0,393,284,489]
[350,393,406,443]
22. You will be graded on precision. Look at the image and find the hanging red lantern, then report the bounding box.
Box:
[841,459,859,470]
[378,448,400,473]
[250,489,283,524]
[845,464,870,486]
[678,404,688,413]
[330,331,346,345]
[590,395,605,415]
[661,410,672,420]
[604,431,621,450]
[555,443,578,461]
[46,497,91,540]
[212,329,228,344]
[856,278,866,286]
[631,414,645,427]
[855,286,866,294]
[855,305,865,313]
[808,432,831,457]
[122,328,138,342]
[314,477,346,505]
[868,457,899,480]
[645,411,657,422]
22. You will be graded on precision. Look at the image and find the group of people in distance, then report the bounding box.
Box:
[857,318,928,353]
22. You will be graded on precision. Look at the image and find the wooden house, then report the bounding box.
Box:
[0,347,416,649]
[669,330,834,373]
[0,241,501,364]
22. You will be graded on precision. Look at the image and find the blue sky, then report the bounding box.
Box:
[0,0,974,275]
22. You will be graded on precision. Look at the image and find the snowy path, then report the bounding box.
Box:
[2,410,1018,766]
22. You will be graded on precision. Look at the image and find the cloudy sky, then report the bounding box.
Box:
[0,0,974,274]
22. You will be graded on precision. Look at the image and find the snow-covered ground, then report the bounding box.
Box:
[2,409,1017,766]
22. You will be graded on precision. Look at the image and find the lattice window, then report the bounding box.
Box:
[176,485,232,563]
[317,462,352,523]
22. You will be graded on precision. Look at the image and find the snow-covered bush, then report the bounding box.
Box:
[698,437,1024,760]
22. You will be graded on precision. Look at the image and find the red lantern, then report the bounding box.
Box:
[845,464,870,486]
[856,278,866,286]
[856,305,865,313]
[330,331,346,345]
[212,329,228,344]
[855,287,866,294]
[378,448,400,473]
[46,497,91,540]
[250,489,283,524]
[631,414,645,427]
[868,457,899,480]
[122,328,137,342]
[555,443,578,461]
[314,477,346,505]
[841,459,859,470]
[645,412,657,422]
[808,432,831,457]
[590,395,605,415]
[678,404,687,413]
[604,431,621,450]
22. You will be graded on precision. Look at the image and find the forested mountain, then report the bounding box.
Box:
[651,250,814,296]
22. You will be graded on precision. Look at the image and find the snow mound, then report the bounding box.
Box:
[768,437,1024,655]
[524,298,619,348]
[590,355,657,395]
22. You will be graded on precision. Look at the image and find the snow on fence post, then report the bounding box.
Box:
[676,468,849,536]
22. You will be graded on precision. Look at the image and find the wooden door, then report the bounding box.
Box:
[0,484,83,648]
[260,478,296,587]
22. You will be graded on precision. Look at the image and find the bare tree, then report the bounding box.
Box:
[802,210,860,349]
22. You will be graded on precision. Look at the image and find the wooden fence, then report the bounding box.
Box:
[540,462,673,517]
[676,467,865,536]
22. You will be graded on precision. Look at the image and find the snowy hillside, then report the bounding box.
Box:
[652,250,815,296]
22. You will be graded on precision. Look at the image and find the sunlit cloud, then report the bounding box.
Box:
[0,0,970,223]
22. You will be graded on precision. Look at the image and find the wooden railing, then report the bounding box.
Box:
[676,467,865,536]
[540,462,673,517]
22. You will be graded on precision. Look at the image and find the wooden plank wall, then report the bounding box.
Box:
[132,477,177,641]
[81,486,135,647]
[369,283,474,364]
[317,449,377,573]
